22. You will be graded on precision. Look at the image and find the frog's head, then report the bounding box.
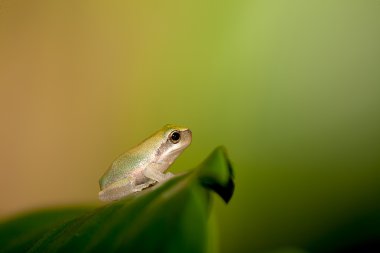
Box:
[159,124,192,157]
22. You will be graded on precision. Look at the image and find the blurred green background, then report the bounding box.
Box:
[0,1,379,252]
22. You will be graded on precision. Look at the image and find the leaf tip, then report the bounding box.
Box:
[198,146,235,203]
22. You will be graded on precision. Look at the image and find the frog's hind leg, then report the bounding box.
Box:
[98,178,133,202]
[98,178,154,202]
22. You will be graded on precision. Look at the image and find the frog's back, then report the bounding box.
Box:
[99,150,149,190]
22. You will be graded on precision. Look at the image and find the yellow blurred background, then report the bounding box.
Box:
[1,1,379,252]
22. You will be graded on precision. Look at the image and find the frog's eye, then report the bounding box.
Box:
[169,131,181,144]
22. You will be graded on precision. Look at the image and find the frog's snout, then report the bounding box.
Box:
[182,129,192,146]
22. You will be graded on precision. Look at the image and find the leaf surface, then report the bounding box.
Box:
[0,146,234,253]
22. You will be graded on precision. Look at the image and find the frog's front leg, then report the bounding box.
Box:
[143,163,174,183]
[98,177,152,201]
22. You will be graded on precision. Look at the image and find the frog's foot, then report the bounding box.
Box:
[132,181,156,192]
[165,172,174,179]
[143,165,174,183]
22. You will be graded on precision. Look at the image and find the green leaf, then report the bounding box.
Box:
[0,146,234,253]
[0,207,91,253]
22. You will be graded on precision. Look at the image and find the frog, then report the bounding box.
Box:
[98,124,192,201]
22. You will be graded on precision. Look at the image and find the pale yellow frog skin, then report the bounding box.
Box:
[98,124,192,201]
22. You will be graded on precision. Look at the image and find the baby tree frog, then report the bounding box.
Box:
[99,124,192,201]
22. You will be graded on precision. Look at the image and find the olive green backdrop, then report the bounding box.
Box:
[1,1,379,252]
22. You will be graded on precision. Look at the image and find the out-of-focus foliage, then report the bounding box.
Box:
[0,208,91,253]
